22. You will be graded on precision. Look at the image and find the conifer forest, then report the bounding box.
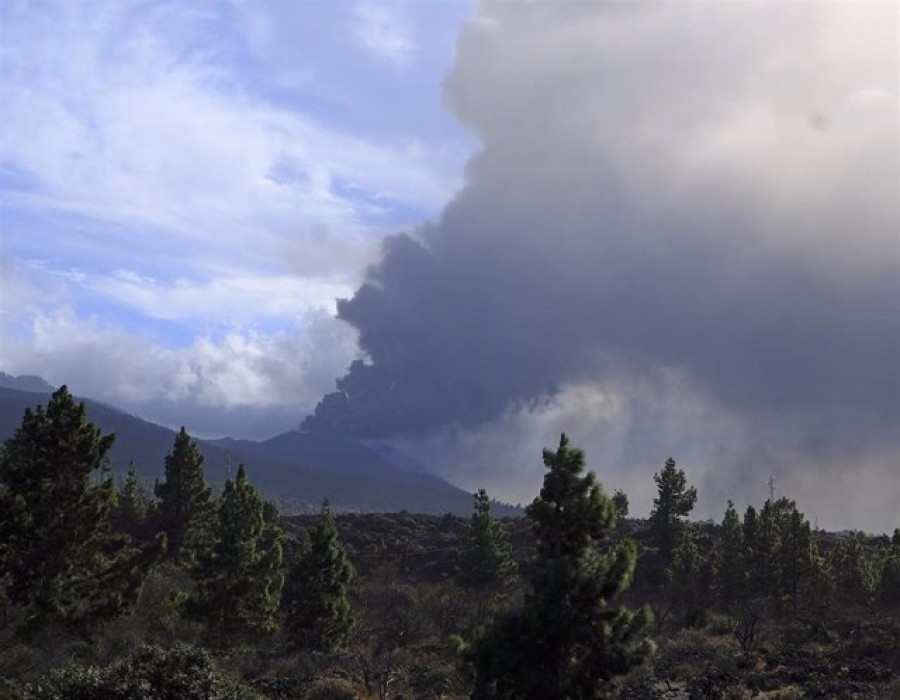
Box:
[1,388,898,699]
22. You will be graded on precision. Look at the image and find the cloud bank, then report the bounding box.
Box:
[305,1,899,529]
[1,306,358,439]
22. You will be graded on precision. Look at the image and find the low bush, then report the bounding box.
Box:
[302,677,359,700]
[24,643,260,700]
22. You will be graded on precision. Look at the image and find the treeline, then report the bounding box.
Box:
[453,443,900,697]
[0,387,898,699]
[628,459,900,652]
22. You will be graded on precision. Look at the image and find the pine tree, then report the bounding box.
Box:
[112,463,153,542]
[187,465,284,643]
[773,500,814,613]
[878,534,900,610]
[829,534,876,612]
[716,500,745,608]
[753,500,783,599]
[801,532,832,627]
[458,489,517,595]
[155,427,213,565]
[0,387,155,633]
[665,525,712,628]
[612,490,629,520]
[727,505,769,652]
[282,501,355,652]
[649,457,697,558]
[470,434,654,700]
[741,505,760,586]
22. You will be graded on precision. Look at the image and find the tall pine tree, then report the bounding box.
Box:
[829,534,876,612]
[772,500,814,613]
[187,465,284,643]
[112,463,154,543]
[723,505,770,651]
[716,500,745,608]
[470,434,653,700]
[0,387,154,633]
[664,525,712,629]
[649,457,697,558]
[612,490,630,521]
[458,489,517,595]
[282,501,355,652]
[155,427,213,565]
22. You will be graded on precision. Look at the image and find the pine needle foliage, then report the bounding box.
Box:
[458,489,516,593]
[715,500,744,608]
[470,433,654,700]
[829,534,877,609]
[649,457,697,558]
[155,427,213,565]
[0,386,156,634]
[282,501,355,652]
[612,490,629,520]
[187,465,284,643]
[665,525,712,628]
[111,463,154,542]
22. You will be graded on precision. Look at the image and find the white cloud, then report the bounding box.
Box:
[0,255,35,317]
[0,0,457,279]
[353,1,416,66]
[0,306,359,438]
[56,267,354,323]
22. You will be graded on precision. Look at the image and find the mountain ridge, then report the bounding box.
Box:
[0,372,56,394]
[0,383,519,516]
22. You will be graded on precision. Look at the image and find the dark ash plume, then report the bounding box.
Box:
[304,0,899,478]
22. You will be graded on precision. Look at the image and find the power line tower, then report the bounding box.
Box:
[768,474,776,503]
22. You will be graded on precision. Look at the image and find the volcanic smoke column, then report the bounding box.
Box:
[304,1,899,480]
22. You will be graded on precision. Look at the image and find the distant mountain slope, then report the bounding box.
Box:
[210,431,429,479]
[211,430,521,516]
[0,372,55,393]
[0,386,503,515]
[0,385,228,480]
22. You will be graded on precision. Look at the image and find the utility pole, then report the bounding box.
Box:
[768,474,776,503]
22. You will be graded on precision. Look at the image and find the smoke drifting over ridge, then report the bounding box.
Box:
[305,2,899,525]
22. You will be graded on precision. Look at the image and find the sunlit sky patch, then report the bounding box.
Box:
[1,0,477,425]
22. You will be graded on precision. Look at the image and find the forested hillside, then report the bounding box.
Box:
[1,388,898,699]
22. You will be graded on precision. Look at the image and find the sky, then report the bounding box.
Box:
[0,0,477,437]
[1,1,898,531]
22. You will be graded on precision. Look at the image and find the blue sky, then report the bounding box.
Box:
[0,0,478,434]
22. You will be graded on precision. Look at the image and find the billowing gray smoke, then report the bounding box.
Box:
[304,2,899,525]
[306,1,897,433]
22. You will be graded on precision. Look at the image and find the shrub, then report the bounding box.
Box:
[24,643,259,700]
[302,677,359,700]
